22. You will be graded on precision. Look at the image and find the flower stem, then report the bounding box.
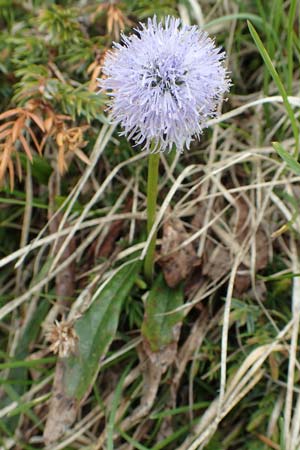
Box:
[144,152,160,283]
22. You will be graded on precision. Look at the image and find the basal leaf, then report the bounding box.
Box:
[141,273,184,352]
[63,259,141,400]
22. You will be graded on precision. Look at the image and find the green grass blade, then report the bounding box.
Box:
[118,429,151,450]
[287,0,297,93]
[0,357,56,370]
[247,20,299,155]
[7,394,50,417]
[273,142,300,175]
[152,418,199,450]
[150,401,209,419]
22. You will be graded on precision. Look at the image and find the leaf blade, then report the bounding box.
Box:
[63,259,141,400]
[141,274,184,352]
[247,20,299,155]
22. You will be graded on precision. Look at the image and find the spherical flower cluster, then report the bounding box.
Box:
[99,16,230,152]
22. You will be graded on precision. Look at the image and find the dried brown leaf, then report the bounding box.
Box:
[0,120,13,134]
[121,339,177,431]
[44,115,53,133]
[39,134,47,153]
[0,128,12,141]
[232,197,269,271]
[26,111,45,132]
[11,116,25,143]
[43,360,78,445]
[87,60,97,75]
[0,108,20,121]
[0,142,12,180]
[159,214,200,288]
[19,134,33,162]
[74,148,91,166]
[203,245,230,280]
[15,152,22,181]
[57,145,67,174]
[27,126,42,154]
[255,228,269,270]
[7,158,14,191]
[56,132,64,147]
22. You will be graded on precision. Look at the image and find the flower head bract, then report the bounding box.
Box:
[99,16,230,152]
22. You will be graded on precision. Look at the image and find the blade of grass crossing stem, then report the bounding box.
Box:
[107,365,131,450]
[152,418,199,450]
[150,401,209,419]
[1,385,41,429]
[273,142,300,176]
[247,21,299,156]
[0,357,56,370]
[7,394,50,418]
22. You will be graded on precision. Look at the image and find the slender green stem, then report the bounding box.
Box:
[144,152,160,283]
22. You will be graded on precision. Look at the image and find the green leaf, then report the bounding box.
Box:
[273,142,300,175]
[141,274,184,352]
[63,259,141,400]
[247,21,299,154]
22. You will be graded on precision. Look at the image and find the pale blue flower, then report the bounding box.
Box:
[99,16,230,152]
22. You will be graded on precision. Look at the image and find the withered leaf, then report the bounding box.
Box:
[159,214,200,288]
[43,360,78,445]
[203,245,230,281]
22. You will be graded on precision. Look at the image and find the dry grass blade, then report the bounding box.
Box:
[180,325,292,450]
[50,151,145,273]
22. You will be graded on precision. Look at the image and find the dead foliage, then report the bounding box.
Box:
[91,1,133,41]
[159,210,200,288]
[43,360,78,445]
[0,100,90,189]
[0,106,44,190]
[191,194,269,297]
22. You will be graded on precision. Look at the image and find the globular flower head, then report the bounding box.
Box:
[99,16,230,152]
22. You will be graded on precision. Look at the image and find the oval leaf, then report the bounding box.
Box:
[141,273,184,352]
[63,259,141,400]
